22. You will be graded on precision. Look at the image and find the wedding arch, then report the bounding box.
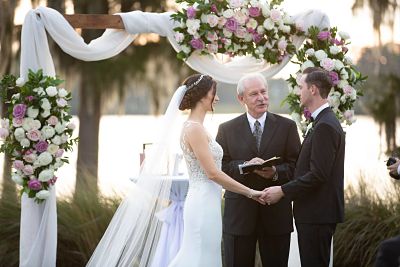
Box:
[7,2,363,266]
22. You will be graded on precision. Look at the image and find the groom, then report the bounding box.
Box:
[263,67,346,267]
[216,73,301,267]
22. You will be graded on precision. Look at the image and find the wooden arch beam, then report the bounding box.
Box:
[63,14,125,29]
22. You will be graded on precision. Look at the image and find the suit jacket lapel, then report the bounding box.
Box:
[313,107,331,126]
[239,113,258,154]
[259,113,278,155]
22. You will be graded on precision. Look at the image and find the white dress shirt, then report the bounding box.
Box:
[311,102,330,121]
[247,112,267,133]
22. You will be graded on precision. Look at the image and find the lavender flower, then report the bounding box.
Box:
[187,7,197,19]
[317,31,331,41]
[12,104,27,119]
[35,140,49,153]
[28,179,42,190]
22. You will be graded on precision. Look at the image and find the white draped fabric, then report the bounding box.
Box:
[19,6,330,266]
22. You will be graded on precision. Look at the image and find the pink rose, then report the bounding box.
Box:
[55,149,64,158]
[187,6,196,19]
[278,39,288,50]
[47,116,59,126]
[320,58,335,71]
[0,128,9,139]
[328,71,340,86]
[35,140,49,153]
[56,98,68,107]
[13,160,24,170]
[23,165,34,175]
[225,18,238,32]
[343,85,354,96]
[189,38,205,50]
[28,179,42,190]
[12,104,27,119]
[270,9,282,22]
[13,118,23,127]
[252,33,263,43]
[249,7,260,17]
[27,129,41,141]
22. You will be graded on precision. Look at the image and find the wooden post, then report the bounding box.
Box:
[63,14,125,29]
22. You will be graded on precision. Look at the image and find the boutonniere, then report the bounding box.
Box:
[303,122,315,138]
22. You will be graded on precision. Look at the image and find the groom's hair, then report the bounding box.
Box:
[237,73,268,96]
[179,74,216,111]
[303,67,332,99]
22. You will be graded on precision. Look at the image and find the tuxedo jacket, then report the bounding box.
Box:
[216,113,301,235]
[282,107,346,224]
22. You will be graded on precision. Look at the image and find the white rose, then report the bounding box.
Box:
[186,19,201,35]
[305,48,315,56]
[41,99,51,110]
[47,144,59,155]
[229,0,244,9]
[20,138,30,147]
[338,31,350,40]
[300,60,315,71]
[60,134,68,144]
[32,120,41,130]
[181,45,191,54]
[38,152,53,166]
[14,127,26,141]
[1,118,9,129]
[52,135,62,145]
[67,123,76,130]
[56,98,68,107]
[58,88,68,98]
[27,107,39,118]
[12,93,20,99]
[328,93,340,108]
[329,46,341,55]
[261,5,270,17]
[295,20,305,31]
[22,118,33,131]
[223,28,233,38]
[344,56,353,65]
[246,18,258,29]
[340,69,349,80]
[338,80,349,89]
[234,11,247,25]
[36,190,50,200]
[334,59,344,70]
[41,110,51,118]
[207,14,219,28]
[315,50,328,61]
[46,86,58,97]
[256,26,265,34]
[223,9,234,18]
[16,77,25,87]
[200,13,208,23]
[33,87,45,96]
[12,173,24,185]
[38,169,54,182]
[263,18,274,30]
[55,123,66,134]
[320,58,335,71]
[283,14,293,24]
[54,158,64,168]
[344,110,356,124]
[174,32,184,43]
[41,125,56,139]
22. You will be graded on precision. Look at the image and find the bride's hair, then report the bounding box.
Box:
[179,74,217,111]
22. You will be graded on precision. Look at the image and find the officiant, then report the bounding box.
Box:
[216,73,301,267]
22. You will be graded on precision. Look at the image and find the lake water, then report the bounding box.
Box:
[0,114,398,198]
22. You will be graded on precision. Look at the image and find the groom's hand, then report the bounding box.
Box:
[262,186,284,205]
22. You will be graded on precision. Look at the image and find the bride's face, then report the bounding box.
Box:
[202,86,219,111]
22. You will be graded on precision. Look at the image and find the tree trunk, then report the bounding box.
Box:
[0,0,18,202]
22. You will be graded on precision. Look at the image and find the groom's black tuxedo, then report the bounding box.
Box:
[282,107,345,267]
[216,112,300,267]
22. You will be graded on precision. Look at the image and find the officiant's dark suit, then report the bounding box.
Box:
[216,73,301,267]
[281,68,346,267]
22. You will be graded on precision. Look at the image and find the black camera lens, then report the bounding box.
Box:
[387,157,397,166]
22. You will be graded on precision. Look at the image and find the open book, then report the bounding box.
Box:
[239,156,281,175]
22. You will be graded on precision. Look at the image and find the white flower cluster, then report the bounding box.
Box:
[0,74,76,202]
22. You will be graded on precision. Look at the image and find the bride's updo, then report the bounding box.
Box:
[179,74,216,111]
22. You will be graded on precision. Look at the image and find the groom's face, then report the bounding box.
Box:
[299,74,312,108]
[238,78,269,119]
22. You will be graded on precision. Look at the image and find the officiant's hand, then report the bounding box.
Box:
[246,157,264,165]
[261,186,284,205]
[254,166,277,180]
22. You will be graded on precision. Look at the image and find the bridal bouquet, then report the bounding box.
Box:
[284,26,366,134]
[0,70,78,202]
[171,0,303,61]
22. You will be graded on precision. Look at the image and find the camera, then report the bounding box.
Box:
[386,157,397,167]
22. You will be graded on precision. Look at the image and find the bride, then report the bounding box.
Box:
[87,74,265,267]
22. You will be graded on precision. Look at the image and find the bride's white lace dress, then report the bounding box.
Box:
[168,122,223,267]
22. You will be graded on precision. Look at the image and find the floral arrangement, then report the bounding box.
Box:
[171,0,304,62]
[0,70,78,202]
[284,26,366,134]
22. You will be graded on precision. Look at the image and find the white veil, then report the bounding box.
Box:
[87,85,187,267]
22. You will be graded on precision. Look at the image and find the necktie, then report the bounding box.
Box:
[253,120,262,151]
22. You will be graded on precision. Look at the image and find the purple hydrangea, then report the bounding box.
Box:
[317,31,331,41]
[12,104,27,119]
[28,179,42,190]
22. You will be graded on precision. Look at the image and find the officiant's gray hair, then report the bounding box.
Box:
[237,73,268,96]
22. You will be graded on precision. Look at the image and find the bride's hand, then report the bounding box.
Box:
[251,190,266,205]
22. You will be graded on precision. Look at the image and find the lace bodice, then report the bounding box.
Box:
[180,121,223,186]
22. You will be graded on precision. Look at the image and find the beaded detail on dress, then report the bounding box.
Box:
[180,121,223,188]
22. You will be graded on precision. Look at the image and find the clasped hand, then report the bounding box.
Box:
[251,186,284,206]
